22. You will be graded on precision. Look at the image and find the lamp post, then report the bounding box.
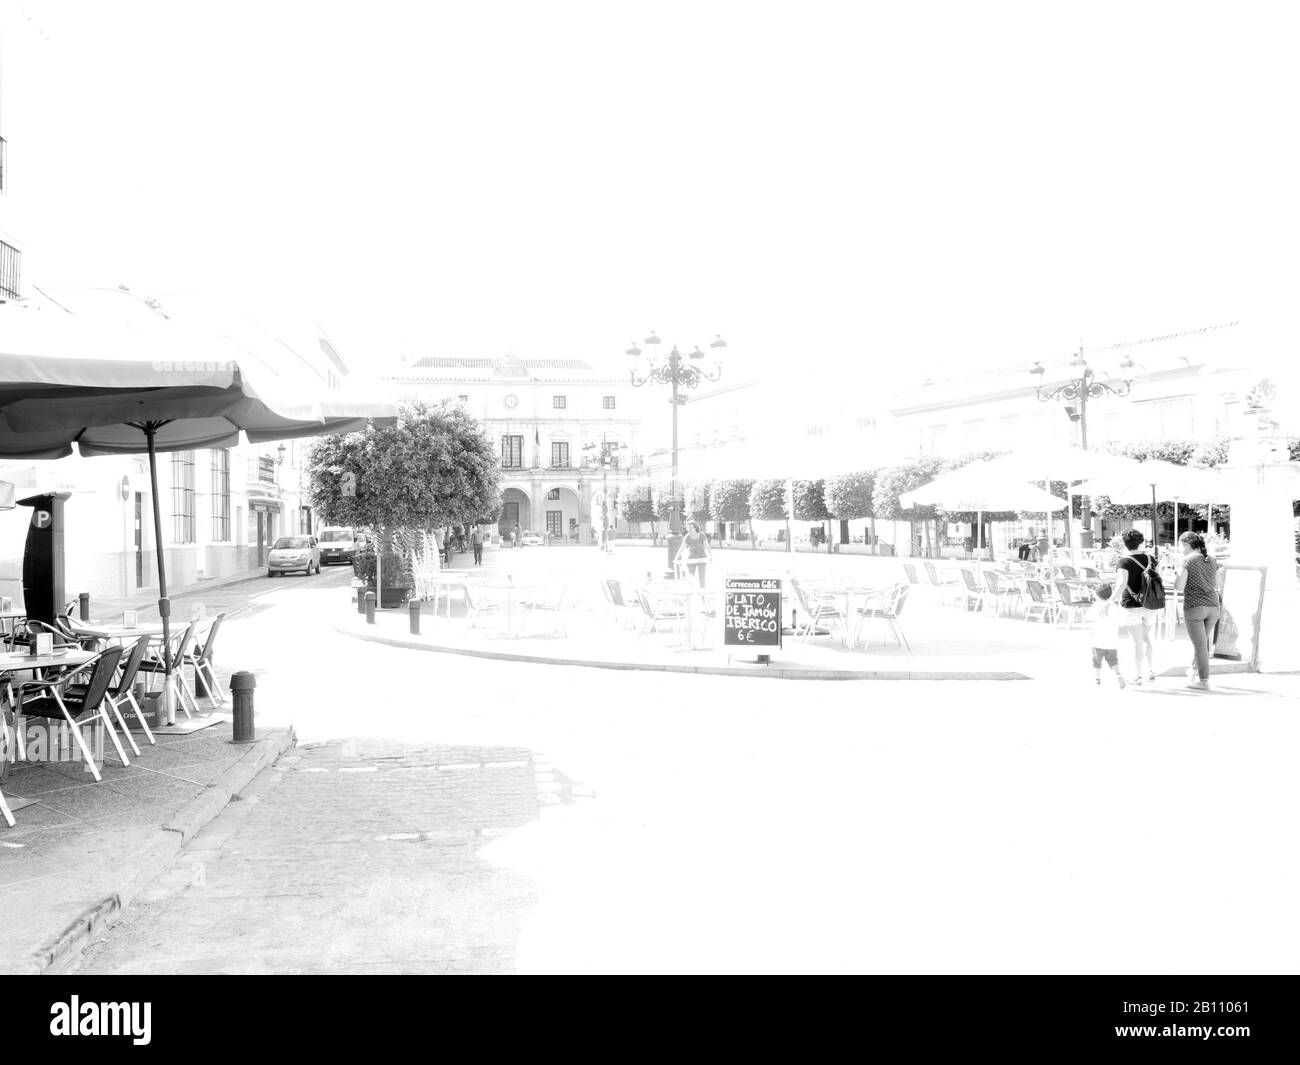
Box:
[582,433,628,546]
[1030,346,1135,547]
[628,331,725,567]
[1029,347,1134,450]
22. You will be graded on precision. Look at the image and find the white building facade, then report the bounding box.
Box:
[382,354,648,544]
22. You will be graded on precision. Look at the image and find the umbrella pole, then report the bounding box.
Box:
[145,425,176,726]
[1150,484,1158,556]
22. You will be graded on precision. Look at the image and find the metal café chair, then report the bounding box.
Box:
[635,587,687,646]
[1023,580,1058,624]
[522,584,569,637]
[177,614,226,707]
[855,583,911,651]
[17,645,128,780]
[983,569,1023,617]
[958,568,988,612]
[63,634,153,755]
[135,620,200,719]
[788,578,850,646]
[1053,581,1090,629]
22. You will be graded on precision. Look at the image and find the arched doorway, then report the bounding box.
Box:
[499,487,531,542]
[541,485,581,543]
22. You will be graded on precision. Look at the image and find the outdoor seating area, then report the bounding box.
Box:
[0,603,229,829]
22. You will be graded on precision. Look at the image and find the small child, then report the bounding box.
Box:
[1086,583,1126,688]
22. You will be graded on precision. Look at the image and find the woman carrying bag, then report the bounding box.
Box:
[1175,531,1221,691]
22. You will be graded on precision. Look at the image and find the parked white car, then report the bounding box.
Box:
[267,535,321,576]
[520,530,545,546]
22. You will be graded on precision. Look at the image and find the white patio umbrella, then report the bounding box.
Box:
[978,445,1151,555]
[899,464,1068,554]
[1073,461,1229,548]
[0,299,396,721]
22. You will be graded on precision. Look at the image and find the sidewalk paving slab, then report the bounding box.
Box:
[0,716,295,974]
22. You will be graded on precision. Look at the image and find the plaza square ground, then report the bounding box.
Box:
[5,542,1299,974]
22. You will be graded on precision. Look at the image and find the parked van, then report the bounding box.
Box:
[318,526,359,566]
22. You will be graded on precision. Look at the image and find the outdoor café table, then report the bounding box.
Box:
[835,586,893,649]
[645,582,716,649]
[479,579,552,637]
[67,621,167,653]
[429,571,488,620]
[0,648,96,774]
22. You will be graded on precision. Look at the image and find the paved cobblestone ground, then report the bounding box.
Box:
[48,553,1300,975]
[73,739,567,973]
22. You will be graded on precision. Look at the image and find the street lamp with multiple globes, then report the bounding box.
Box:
[1029,346,1135,450]
[1030,345,1137,545]
[582,432,628,544]
[627,331,726,560]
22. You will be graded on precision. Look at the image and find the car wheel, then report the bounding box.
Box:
[267,570,274,578]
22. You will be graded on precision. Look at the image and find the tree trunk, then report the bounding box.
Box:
[869,515,877,555]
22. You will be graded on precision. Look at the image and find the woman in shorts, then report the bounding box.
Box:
[1114,528,1161,685]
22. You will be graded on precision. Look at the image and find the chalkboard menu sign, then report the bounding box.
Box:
[724,577,782,648]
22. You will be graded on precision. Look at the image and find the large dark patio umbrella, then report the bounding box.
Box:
[0,300,395,721]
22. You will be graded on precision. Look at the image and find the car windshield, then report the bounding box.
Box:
[319,529,353,542]
[273,537,311,550]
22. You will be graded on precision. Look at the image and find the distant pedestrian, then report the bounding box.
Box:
[513,521,521,548]
[1176,531,1221,691]
[604,526,615,555]
[1019,528,1036,562]
[1085,584,1126,689]
[471,525,484,565]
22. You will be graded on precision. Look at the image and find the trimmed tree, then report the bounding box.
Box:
[874,455,947,557]
[792,478,831,551]
[709,479,754,545]
[749,479,790,548]
[307,400,501,597]
[823,470,874,551]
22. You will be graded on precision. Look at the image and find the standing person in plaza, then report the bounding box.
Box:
[513,521,521,549]
[1176,531,1221,691]
[470,524,484,566]
[1115,528,1161,685]
[674,520,713,587]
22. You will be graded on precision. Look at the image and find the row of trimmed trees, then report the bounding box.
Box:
[616,436,1300,553]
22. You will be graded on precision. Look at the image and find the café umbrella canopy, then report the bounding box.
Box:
[1073,461,1229,547]
[899,464,1069,554]
[0,299,396,721]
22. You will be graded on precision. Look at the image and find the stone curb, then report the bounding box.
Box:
[334,623,1031,682]
[34,726,297,974]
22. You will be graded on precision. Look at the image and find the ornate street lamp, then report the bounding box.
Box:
[582,432,628,544]
[1029,346,1135,450]
[627,331,725,556]
[1030,346,1136,547]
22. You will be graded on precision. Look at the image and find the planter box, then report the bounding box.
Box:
[380,586,412,608]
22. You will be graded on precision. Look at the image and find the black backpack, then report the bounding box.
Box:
[1138,554,1166,611]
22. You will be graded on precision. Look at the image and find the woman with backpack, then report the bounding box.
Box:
[1114,528,1164,686]
[1176,531,1221,691]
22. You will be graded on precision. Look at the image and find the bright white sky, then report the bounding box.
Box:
[6,0,1299,397]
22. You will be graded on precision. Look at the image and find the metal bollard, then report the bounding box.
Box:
[408,598,421,635]
[230,671,256,743]
[356,586,366,614]
[79,592,91,621]
[365,591,376,624]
